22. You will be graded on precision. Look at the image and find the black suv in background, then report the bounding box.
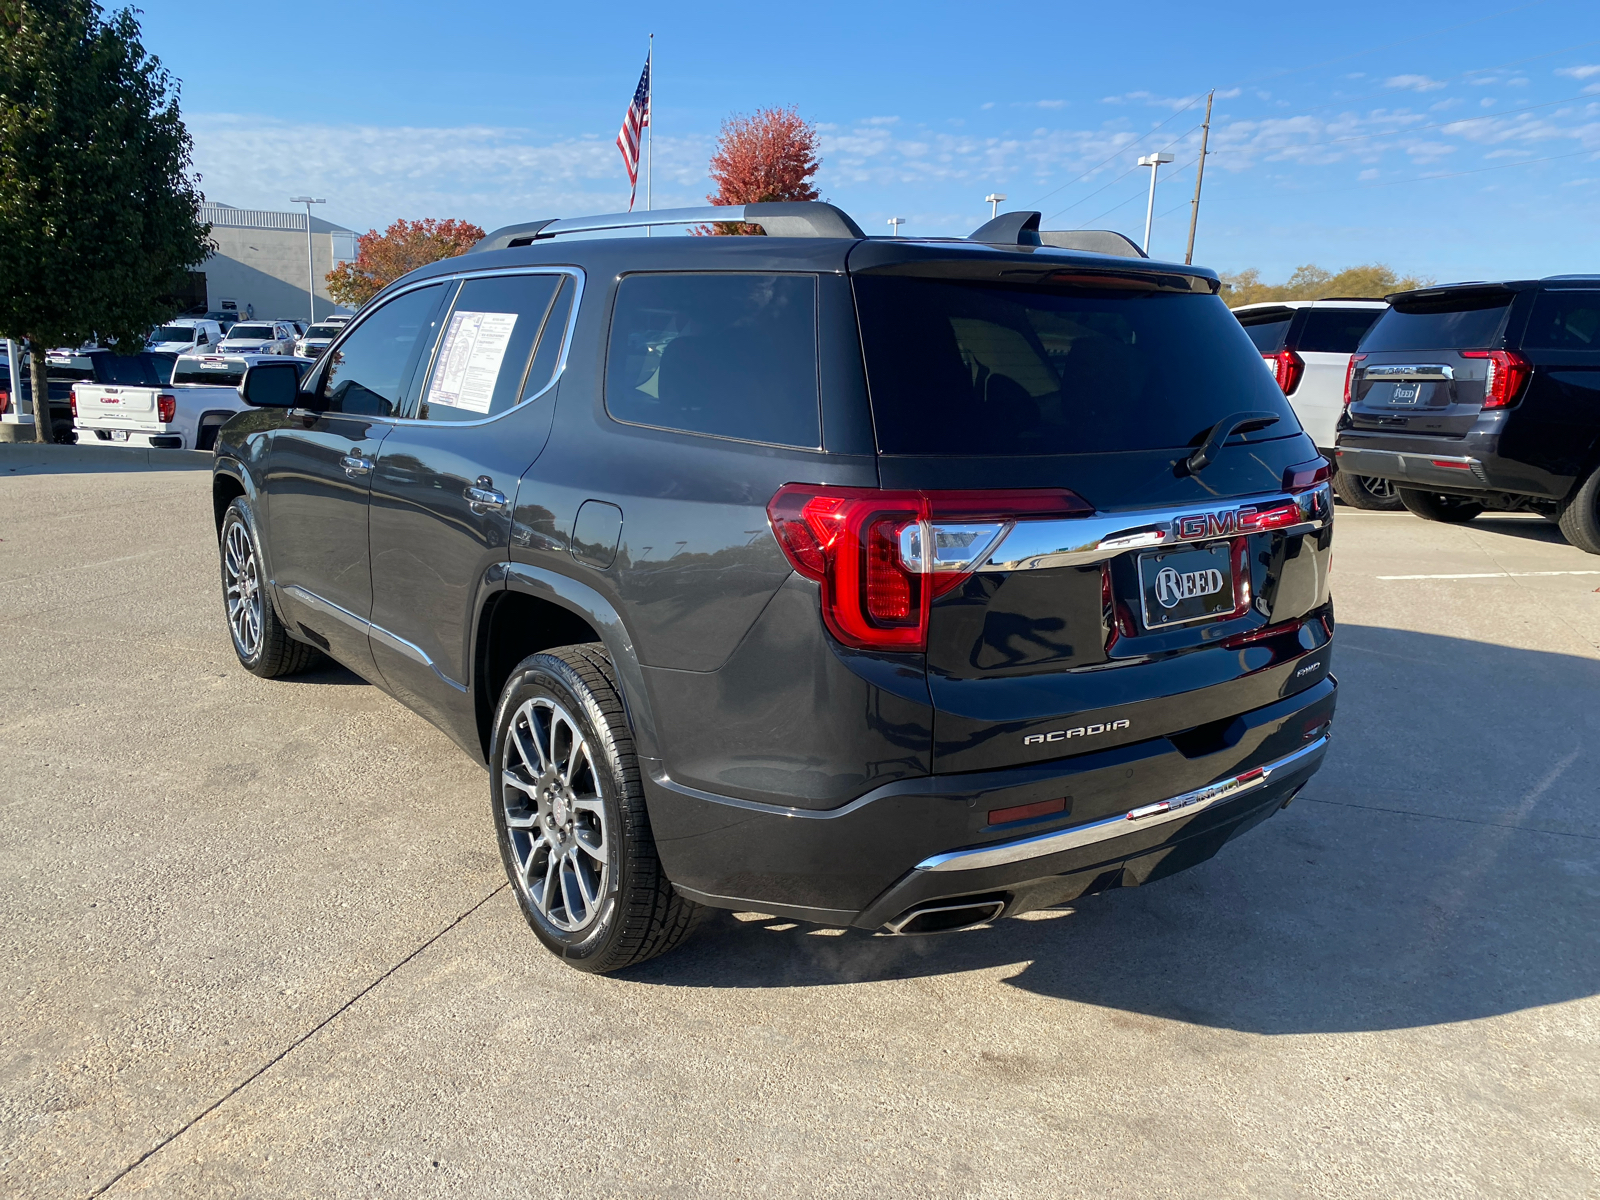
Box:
[213,203,1337,973]
[1337,277,1600,552]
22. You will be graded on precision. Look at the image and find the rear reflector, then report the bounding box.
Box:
[988,797,1066,826]
[1431,459,1472,470]
[1223,618,1303,650]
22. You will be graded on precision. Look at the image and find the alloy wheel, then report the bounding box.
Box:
[1363,476,1398,501]
[501,697,609,933]
[223,520,263,658]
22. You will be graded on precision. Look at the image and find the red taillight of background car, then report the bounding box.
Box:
[768,484,1092,652]
[1460,349,1531,409]
[1264,348,1304,395]
[157,393,176,423]
[0,389,9,415]
[69,388,77,417]
[1344,353,1366,406]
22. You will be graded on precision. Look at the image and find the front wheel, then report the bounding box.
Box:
[1557,465,1600,554]
[1398,488,1484,524]
[490,644,702,973]
[1332,468,1405,511]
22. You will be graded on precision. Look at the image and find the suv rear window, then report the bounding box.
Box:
[1360,294,1511,352]
[1298,308,1383,354]
[1238,314,1291,354]
[856,278,1293,456]
[606,273,820,448]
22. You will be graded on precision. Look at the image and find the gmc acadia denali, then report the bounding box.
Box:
[212,203,1337,973]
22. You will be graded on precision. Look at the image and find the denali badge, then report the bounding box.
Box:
[1024,718,1131,746]
[1155,566,1226,609]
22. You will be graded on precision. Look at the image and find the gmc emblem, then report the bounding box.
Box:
[1176,509,1255,540]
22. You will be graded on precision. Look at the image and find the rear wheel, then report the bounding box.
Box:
[219,498,324,677]
[1556,466,1600,554]
[491,644,702,973]
[1398,489,1484,524]
[1332,468,1404,511]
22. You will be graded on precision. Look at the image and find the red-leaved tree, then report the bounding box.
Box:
[325,217,485,308]
[703,106,821,235]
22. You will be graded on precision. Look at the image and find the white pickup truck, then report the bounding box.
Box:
[74,353,314,451]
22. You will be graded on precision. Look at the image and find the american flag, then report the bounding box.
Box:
[615,57,651,211]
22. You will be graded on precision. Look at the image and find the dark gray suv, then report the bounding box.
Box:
[212,203,1338,973]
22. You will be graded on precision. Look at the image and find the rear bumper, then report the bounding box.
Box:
[650,676,1337,929]
[74,426,184,450]
[1335,427,1568,499]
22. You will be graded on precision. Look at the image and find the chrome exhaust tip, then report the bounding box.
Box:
[883,898,1007,936]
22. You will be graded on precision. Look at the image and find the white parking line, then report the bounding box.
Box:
[1375,570,1600,580]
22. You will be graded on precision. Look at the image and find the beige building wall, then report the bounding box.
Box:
[199,205,359,323]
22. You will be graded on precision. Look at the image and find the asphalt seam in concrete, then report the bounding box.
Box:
[87,882,509,1198]
[1304,797,1599,840]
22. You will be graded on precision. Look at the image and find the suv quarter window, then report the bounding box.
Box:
[605,271,821,449]
[312,283,448,417]
[1298,308,1383,354]
[1522,290,1600,351]
[411,272,571,423]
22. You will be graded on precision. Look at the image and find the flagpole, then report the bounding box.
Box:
[646,33,653,214]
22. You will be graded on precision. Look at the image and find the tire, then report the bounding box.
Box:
[490,644,702,973]
[1398,488,1484,524]
[219,497,324,677]
[1556,465,1600,554]
[50,418,75,444]
[1332,468,1405,511]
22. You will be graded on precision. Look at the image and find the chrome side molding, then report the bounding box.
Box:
[914,735,1330,874]
[976,486,1330,574]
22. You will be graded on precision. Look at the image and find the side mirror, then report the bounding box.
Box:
[240,361,301,408]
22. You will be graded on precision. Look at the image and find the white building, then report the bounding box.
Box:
[194,203,360,323]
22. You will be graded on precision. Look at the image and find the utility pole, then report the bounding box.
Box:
[1184,90,1214,266]
[290,196,325,323]
[1137,152,1174,255]
[985,193,1007,218]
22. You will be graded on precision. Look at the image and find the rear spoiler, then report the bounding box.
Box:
[968,210,1147,259]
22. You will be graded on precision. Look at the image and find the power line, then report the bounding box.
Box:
[1044,127,1201,223]
[1026,99,1204,208]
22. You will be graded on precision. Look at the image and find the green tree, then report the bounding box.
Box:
[0,1,210,441]
[1220,263,1433,308]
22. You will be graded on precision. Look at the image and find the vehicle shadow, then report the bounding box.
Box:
[627,625,1600,1035]
[1467,513,1570,546]
[282,661,369,687]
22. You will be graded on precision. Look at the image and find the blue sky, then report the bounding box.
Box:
[140,0,1598,282]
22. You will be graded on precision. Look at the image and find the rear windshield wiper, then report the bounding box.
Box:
[1184,410,1280,475]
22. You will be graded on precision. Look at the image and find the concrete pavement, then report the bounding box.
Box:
[1,470,1595,1198]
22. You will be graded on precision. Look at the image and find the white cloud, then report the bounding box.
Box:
[1385,74,1447,92]
[1358,168,1380,180]
[1025,100,1068,109]
[1557,64,1600,80]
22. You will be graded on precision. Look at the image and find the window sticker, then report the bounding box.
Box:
[427,310,519,414]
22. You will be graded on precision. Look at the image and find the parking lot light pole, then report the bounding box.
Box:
[290,197,325,323]
[1137,153,1174,255]
[888,217,905,237]
[985,193,1006,218]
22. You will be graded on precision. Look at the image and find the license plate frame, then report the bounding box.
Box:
[109,429,129,442]
[1138,543,1237,630]
[1387,381,1422,406]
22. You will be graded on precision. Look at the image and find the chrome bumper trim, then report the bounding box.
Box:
[914,735,1330,874]
[976,486,1331,573]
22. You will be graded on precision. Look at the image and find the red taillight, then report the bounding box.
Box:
[1282,458,1331,493]
[768,485,1092,652]
[1344,353,1366,406]
[1460,349,1531,409]
[157,393,176,423]
[1265,348,1304,395]
[69,388,78,418]
[0,389,8,415]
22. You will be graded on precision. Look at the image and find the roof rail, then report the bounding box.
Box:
[473,202,867,252]
[967,211,1148,259]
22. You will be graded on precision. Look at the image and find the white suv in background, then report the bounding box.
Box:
[1233,299,1399,510]
[217,321,298,355]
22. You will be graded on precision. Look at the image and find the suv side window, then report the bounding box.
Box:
[606,272,820,449]
[412,273,567,423]
[1523,291,1600,351]
[315,284,446,416]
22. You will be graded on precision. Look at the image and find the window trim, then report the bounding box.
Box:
[296,265,585,427]
[601,269,825,452]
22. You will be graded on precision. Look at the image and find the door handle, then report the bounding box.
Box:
[340,454,374,476]
[465,476,507,513]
